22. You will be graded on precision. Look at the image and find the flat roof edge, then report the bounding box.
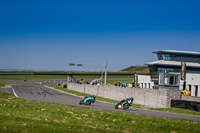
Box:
[152,50,200,55]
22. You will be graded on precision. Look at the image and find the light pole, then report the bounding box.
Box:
[104,60,108,85]
[69,61,108,85]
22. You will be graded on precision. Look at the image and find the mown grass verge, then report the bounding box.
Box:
[0,91,200,133]
[49,85,200,117]
[0,83,5,87]
[0,75,133,80]
[0,75,69,80]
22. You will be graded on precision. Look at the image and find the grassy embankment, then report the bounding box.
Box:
[119,66,149,74]
[0,91,200,133]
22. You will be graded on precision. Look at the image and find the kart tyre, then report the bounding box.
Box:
[115,105,119,109]
[79,100,84,105]
[123,104,129,110]
[86,100,91,105]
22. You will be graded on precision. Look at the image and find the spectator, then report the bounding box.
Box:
[123,82,127,87]
[120,82,123,87]
[132,82,135,88]
[118,82,121,87]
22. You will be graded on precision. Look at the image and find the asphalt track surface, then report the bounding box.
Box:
[1,85,200,121]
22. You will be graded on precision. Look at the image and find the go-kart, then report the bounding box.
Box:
[115,97,134,110]
[79,96,96,105]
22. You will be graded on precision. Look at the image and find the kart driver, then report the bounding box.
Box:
[119,97,134,105]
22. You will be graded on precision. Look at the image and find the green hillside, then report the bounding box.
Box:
[119,66,149,74]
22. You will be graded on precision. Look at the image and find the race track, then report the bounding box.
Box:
[2,85,200,121]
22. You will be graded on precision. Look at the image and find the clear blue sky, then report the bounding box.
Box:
[0,0,200,71]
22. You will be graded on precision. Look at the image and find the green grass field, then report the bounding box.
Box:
[0,83,5,87]
[0,75,70,80]
[0,91,200,133]
[0,74,134,80]
[0,75,134,86]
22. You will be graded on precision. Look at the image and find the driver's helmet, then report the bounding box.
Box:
[130,97,134,101]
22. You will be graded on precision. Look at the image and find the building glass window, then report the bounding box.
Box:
[157,54,162,60]
[157,53,200,63]
[162,54,166,60]
[188,85,191,92]
[195,85,198,97]
[145,83,147,88]
[159,54,176,61]
[169,75,174,85]
[159,74,180,86]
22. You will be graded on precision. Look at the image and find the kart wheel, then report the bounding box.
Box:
[123,104,129,110]
[115,103,120,109]
[79,100,84,105]
[86,100,91,105]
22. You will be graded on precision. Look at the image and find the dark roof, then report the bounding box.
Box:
[153,50,200,56]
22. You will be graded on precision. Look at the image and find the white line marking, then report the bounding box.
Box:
[44,86,84,98]
[11,85,19,97]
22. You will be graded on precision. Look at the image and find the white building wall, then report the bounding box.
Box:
[138,74,154,89]
[137,73,200,97]
[198,85,200,97]
[181,73,200,97]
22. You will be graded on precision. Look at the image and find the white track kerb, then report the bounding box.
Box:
[45,86,84,98]
[11,85,19,97]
